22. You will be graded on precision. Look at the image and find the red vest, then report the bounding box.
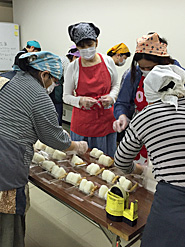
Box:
[70,54,115,137]
[134,76,148,111]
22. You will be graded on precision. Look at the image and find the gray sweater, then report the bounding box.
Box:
[0,71,71,190]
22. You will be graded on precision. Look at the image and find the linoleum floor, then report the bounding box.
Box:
[25,183,141,247]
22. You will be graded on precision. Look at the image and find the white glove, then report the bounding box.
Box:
[73,141,88,155]
[131,160,145,175]
[79,97,98,109]
[113,114,130,133]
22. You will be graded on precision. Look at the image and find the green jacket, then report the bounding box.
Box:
[49,76,64,104]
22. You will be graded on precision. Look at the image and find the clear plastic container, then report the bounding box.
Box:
[30,165,44,174]
[34,171,57,184]
[84,193,106,209]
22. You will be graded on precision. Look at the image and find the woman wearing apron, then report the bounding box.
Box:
[113,32,185,162]
[114,64,185,247]
[134,76,148,162]
[0,51,87,247]
[64,22,119,157]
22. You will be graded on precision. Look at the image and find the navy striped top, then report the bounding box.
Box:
[114,98,185,187]
[0,71,71,167]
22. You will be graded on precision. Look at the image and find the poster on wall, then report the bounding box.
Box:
[0,22,20,71]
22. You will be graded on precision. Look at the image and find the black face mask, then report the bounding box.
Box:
[159,81,175,92]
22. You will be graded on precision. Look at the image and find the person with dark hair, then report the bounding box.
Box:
[66,45,80,63]
[114,64,185,247]
[113,32,184,162]
[63,22,119,157]
[107,43,131,144]
[0,51,88,247]
[107,43,131,67]
[13,40,41,70]
[60,45,81,76]
[25,40,41,51]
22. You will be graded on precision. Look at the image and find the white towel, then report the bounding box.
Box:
[144,65,185,110]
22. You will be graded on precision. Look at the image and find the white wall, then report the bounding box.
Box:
[13,0,185,82]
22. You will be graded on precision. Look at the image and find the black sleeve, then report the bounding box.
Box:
[14,50,27,66]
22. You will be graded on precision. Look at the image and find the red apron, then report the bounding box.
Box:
[71,54,115,137]
[134,76,148,160]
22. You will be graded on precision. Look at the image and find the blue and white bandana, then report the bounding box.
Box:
[19,51,63,80]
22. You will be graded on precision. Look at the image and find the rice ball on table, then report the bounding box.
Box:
[99,185,109,200]
[79,178,88,192]
[51,165,66,179]
[34,140,46,150]
[102,170,115,183]
[45,146,55,155]
[71,154,84,165]
[41,160,55,171]
[66,172,74,184]
[52,150,66,160]
[32,152,45,163]
[101,170,110,181]
[98,155,114,167]
[119,177,132,191]
[86,163,100,175]
[83,181,94,194]
[90,148,103,159]
[119,176,126,185]
[66,172,82,185]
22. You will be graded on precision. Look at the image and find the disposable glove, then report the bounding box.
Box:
[79,97,98,109]
[113,114,130,132]
[99,95,114,108]
[73,141,88,155]
[141,162,157,192]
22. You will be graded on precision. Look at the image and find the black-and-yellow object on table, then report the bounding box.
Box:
[106,184,138,226]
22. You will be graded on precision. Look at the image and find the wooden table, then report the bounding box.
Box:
[29,151,154,247]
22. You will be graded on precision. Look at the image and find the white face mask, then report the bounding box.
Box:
[140,69,150,77]
[79,46,96,60]
[41,73,56,94]
[118,59,126,67]
[46,80,56,94]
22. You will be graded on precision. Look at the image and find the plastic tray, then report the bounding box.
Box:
[34,171,57,183]
[51,179,75,189]
[84,193,106,209]
[30,165,45,174]
[65,186,88,201]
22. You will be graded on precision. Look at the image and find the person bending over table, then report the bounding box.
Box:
[107,42,131,67]
[0,51,88,247]
[113,32,185,163]
[114,64,185,247]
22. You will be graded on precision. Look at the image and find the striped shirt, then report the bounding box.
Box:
[114,98,185,187]
[0,71,71,167]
